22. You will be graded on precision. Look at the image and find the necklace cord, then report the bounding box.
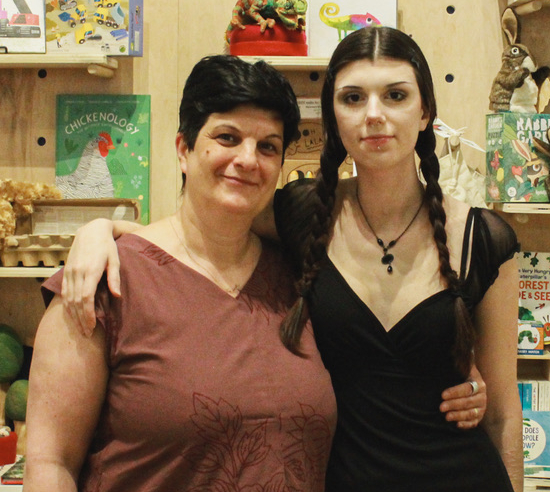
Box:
[169,216,242,295]
[356,190,424,274]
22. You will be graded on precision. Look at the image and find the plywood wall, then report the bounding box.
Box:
[0,0,512,222]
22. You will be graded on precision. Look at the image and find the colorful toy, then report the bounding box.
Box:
[45,0,142,55]
[225,0,307,46]
[318,2,380,42]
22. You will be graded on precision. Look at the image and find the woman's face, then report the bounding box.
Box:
[333,57,429,171]
[177,105,284,218]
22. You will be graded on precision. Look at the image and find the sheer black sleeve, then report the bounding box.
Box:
[461,208,520,307]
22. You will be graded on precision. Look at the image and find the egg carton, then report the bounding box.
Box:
[1,234,74,268]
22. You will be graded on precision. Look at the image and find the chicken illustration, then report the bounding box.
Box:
[56,132,116,198]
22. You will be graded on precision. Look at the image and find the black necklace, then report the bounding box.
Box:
[356,190,424,274]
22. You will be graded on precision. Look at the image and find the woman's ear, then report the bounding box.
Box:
[419,109,430,132]
[176,133,188,173]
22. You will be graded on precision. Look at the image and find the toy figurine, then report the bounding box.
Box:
[489,8,539,113]
[225,0,307,45]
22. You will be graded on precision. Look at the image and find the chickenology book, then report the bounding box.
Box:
[56,94,150,224]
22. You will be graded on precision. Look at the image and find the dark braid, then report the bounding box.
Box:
[417,128,476,377]
[279,122,347,354]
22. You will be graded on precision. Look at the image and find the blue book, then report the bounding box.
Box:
[523,381,533,410]
[524,411,550,478]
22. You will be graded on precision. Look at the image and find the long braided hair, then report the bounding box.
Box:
[280,26,475,377]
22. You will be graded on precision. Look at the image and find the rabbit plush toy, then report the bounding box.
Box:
[489,7,539,113]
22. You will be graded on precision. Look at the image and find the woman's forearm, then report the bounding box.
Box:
[482,410,524,492]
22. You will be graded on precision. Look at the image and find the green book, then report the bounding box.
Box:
[56,94,151,224]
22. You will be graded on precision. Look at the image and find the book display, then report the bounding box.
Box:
[55,94,151,224]
[2,0,550,490]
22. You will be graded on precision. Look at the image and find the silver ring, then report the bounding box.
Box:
[469,380,479,396]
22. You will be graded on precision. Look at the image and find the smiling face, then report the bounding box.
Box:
[333,57,429,172]
[177,104,284,218]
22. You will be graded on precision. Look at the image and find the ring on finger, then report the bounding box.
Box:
[468,380,479,396]
[473,407,479,418]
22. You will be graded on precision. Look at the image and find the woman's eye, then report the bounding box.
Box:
[216,133,237,144]
[343,93,363,104]
[388,90,406,102]
[259,142,280,155]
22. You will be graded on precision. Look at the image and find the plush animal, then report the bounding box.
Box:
[0,179,62,242]
[489,8,539,113]
[225,0,307,44]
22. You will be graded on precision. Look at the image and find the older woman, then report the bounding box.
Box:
[24,55,337,492]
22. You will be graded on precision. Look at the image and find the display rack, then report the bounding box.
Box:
[239,55,328,70]
[0,54,118,78]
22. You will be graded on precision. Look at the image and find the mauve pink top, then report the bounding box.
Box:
[43,234,336,492]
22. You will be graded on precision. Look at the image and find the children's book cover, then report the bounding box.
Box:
[307,0,397,57]
[55,94,150,224]
[44,0,143,56]
[524,411,550,478]
[0,0,45,53]
[486,113,550,203]
[518,252,550,346]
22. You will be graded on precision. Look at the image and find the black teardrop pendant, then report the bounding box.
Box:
[381,253,394,274]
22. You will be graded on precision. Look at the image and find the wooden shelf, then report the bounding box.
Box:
[239,56,329,70]
[495,203,550,214]
[518,353,550,360]
[0,54,118,78]
[0,267,60,278]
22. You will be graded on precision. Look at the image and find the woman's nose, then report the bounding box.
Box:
[234,141,259,169]
[365,98,385,126]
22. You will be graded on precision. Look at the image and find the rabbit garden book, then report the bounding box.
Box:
[486,112,550,203]
[55,94,151,224]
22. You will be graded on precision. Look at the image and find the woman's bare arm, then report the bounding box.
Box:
[62,219,139,335]
[475,258,524,492]
[24,295,109,491]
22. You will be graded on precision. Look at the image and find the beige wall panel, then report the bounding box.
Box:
[399,0,505,172]
[0,63,133,184]
[133,0,181,221]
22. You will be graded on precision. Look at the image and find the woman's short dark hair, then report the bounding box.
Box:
[178,55,301,154]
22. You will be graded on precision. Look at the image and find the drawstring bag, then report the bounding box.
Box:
[434,119,487,208]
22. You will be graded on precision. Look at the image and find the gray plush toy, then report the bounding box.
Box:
[489,7,539,113]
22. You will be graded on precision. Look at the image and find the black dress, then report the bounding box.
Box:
[275,181,519,492]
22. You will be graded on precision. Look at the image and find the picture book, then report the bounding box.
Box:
[55,94,151,224]
[486,112,550,203]
[307,0,397,57]
[518,252,550,346]
[0,0,45,53]
[524,411,550,478]
[44,0,143,56]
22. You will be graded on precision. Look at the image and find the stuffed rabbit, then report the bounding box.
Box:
[489,7,539,113]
